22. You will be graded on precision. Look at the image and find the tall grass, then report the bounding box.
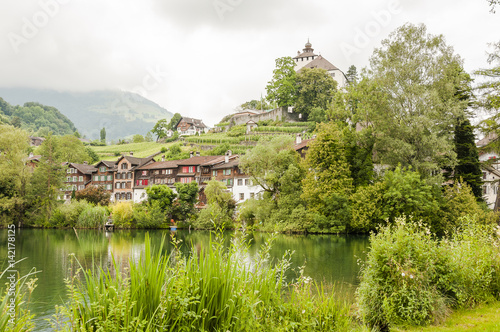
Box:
[76,205,108,228]
[55,232,352,331]
[0,264,38,332]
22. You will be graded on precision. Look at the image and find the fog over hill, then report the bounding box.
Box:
[0,88,173,140]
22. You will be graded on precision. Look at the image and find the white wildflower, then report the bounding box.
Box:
[402,272,405,277]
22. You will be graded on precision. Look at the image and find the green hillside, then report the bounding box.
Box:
[0,98,76,135]
[0,88,173,140]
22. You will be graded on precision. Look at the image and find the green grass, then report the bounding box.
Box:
[393,302,500,332]
[90,141,176,160]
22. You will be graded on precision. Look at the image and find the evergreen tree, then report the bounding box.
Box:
[100,127,106,143]
[454,118,484,200]
[346,65,358,85]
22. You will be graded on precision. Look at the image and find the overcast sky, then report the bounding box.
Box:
[0,0,499,126]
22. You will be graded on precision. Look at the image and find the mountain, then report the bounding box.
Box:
[0,98,77,136]
[0,88,173,140]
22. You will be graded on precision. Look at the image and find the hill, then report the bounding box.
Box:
[0,88,173,140]
[0,98,77,135]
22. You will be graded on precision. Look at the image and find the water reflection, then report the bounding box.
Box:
[0,228,369,331]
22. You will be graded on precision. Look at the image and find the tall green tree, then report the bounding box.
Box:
[453,118,483,201]
[167,113,182,130]
[146,184,177,215]
[172,182,198,223]
[301,122,353,230]
[368,23,469,178]
[151,119,168,141]
[346,65,359,85]
[0,124,31,226]
[295,68,337,120]
[100,127,106,143]
[266,57,298,107]
[58,135,92,163]
[29,134,65,224]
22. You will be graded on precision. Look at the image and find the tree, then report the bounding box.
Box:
[476,42,500,150]
[301,122,353,230]
[239,99,270,111]
[0,124,31,226]
[11,116,21,128]
[488,0,500,12]
[85,146,100,164]
[29,134,65,224]
[266,57,298,107]
[240,136,304,201]
[172,182,198,223]
[146,184,177,214]
[145,132,153,142]
[151,119,168,141]
[196,179,236,229]
[167,113,182,130]
[346,65,358,85]
[100,127,106,143]
[57,135,92,163]
[75,186,111,205]
[295,68,337,120]
[368,23,469,178]
[132,134,145,143]
[452,118,483,200]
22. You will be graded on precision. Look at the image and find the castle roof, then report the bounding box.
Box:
[299,55,340,72]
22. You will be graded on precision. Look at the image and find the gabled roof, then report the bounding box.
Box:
[136,159,180,170]
[299,55,340,72]
[293,50,317,59]
[294,138,314,152]
[69,163,97,174]
[116,155,155,170]
[212,158,240,170]
[95,160,117,169]
[178,117,207,129]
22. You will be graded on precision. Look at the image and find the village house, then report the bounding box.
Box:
[114,153,155,202]
[176,117,208,136]
[63,162,96,201]
[133,157,180,203]
[93,160,117,196]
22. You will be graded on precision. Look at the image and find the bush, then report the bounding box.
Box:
[49,200,93,227]
[132,201,166,228]
[76,205,108,228]
[195,204,234,230]
[357,215,500,329]
[111,201,134,228]
[357,216,447,329]
[75,186,111,206]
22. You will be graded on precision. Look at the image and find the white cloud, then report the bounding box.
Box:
[0,0,499,127]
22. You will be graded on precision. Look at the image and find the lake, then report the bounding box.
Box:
[0,228,369,331]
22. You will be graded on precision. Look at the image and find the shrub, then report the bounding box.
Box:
[357,216,447,329]
[111,201,134,228]
[49,200,93,227]
[75,186,111,206]
[76,205,108,228]
[195,204,234,230]
[132,201,166,228]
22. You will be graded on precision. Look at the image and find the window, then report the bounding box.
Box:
[127,172,132,179]
[115,182,120,189]
[67,169,71,174]
[126,193,132,200]
[106,184,112,190]
[483,185,488,195]
[237,179,243,186]
[100,175,105,181]
[67,177,71,182]
[197,166,200,172]
[121,163,128,169]
[93,175,98,181]
[154,170,159,175]
[107,175,112,181]
[180,177,192,184]
[167,169,172,175]
[245,179,250,186]
[239,193,244,201]
[122,183,127,189]
[78,185,85,190]
[212,170,217,176]
[73,176,77,182]
[483,172,487,180]
[100,167,106,172]
[142,171,147,176]
[223,169,231,176]
[250,193,255,199]
[79,176,83,182]
[121,193,126,200]
[115,193,120,201]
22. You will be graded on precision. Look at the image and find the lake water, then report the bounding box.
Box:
[0,228,369,331]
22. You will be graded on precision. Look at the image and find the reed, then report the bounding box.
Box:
[58,232,352,331]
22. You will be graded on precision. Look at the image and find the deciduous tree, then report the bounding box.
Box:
[295,68,337,120]
[266,57,298,107]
